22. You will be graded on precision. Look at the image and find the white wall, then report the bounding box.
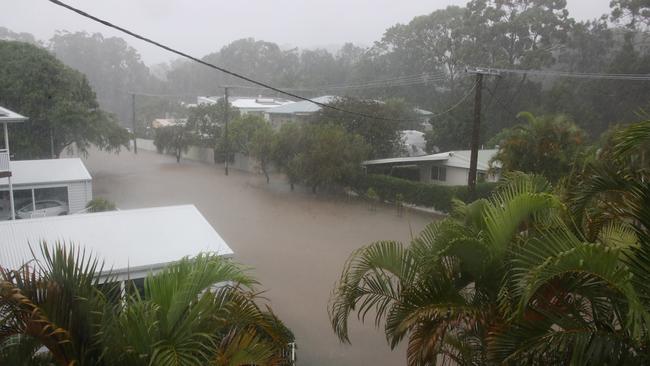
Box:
[68,181,93,214]
[418,164,468,186]
[135,138,272,174]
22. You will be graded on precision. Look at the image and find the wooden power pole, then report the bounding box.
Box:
[131,93,138,154]
[223,86,230,176]
[465,67,500,195]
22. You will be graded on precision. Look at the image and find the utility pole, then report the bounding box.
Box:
[223,86,230,176]
[131,93,138,154]
[465,67,500,195]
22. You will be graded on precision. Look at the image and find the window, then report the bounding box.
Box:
[431,166,447,182]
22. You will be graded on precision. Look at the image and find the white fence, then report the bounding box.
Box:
[135,139,272,174]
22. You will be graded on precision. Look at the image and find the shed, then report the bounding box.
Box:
[0,205,233,280]
[0,158,92,219]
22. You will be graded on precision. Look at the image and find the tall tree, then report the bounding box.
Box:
[311,97,415,159]
[49,32,161,126]
[0,40,130,159]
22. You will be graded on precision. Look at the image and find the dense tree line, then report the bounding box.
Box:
[2,0,649,153]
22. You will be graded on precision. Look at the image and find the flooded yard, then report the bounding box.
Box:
[82,149,437,366]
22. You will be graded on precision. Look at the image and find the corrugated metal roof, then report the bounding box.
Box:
[0,205,234,273]
[197,96,293,110]
[0,106,28,123]
[0,158,91,187]
[265,96,337,114]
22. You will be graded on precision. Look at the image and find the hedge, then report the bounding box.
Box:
[353,174,497,213]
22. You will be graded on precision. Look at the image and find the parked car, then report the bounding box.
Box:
[16,200,69,219]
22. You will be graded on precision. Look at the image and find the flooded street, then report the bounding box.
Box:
[82,149,437,366]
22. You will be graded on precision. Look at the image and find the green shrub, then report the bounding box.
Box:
[354,174,497,213]
[86,198,117,212]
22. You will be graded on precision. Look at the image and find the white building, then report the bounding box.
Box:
[363,149,501,186]
[0,158,93,220]
[0,205,233,281]
[197,96,293,117]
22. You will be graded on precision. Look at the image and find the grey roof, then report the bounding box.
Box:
[265,95,337,115]
[0,205,233,274]
[0,106,28,123]
[0,158,91,187]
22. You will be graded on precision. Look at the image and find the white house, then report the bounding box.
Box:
[363,149,501,186]
[197,96,293,117]
[0,205,233,282]
[0,158,93,220]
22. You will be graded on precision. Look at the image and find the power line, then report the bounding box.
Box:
[48,0,422,123]
[475,66,650,81]
[224,72,463,92]
[428,80,479,119]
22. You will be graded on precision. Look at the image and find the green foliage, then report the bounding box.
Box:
[228,114,267,155]
[354,174,496,212]
[153,124,194,163]
[490,111,586,182]
[311,97,419,158]
[249,122,276,184]
[330,121,650,365]
[85,198,116,213]
[272,122,370,192]
[0,243,295,366]
[0,40,130,159]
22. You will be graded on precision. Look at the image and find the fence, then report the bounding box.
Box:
[134,139,273,174]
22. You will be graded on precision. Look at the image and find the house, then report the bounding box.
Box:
[1,106,28,220]
[0,205,233,282]
[264,95,337,128]
[197,96,293,117]
[0,158,93,220]
[363,149,501,186]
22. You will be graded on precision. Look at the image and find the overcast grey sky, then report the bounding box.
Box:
[2,0,611,65]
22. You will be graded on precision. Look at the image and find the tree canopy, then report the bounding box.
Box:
[0,40,130,159]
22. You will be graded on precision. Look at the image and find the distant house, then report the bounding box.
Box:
[197,96,293,117]
[264,95,337,128]
[0,205,233,284]
[363,149,501,186]
[0,158,93,220]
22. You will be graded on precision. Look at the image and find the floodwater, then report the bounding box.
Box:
[82,149,437,366]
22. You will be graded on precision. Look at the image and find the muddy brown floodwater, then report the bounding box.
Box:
[82,149,438,366]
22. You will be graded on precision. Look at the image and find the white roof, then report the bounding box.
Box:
[197,96,293,111]
[364,149,499,171]
[0,158,91,187]
[0,106,28,124]
[265,96,337,115]
[0,205,233,274]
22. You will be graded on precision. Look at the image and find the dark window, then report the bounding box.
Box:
[431,166,447,181]
[126,278,146,299]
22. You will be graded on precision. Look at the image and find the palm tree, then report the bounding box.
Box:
[330,120,650,365]
[0,244,295,366]
[330,173,562,365]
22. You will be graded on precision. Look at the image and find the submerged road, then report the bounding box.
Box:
[82,149,436,366]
